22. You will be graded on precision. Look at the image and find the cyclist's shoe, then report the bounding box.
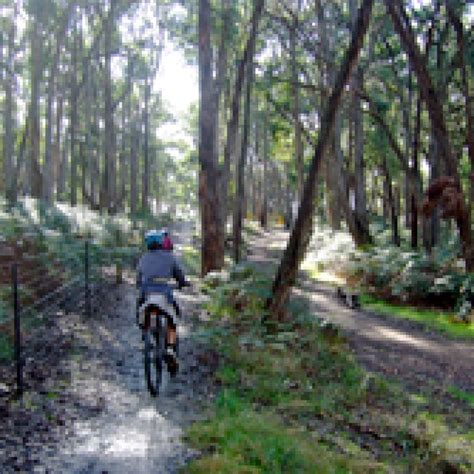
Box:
[164,347,179,376]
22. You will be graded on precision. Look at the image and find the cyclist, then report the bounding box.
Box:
[136,229,187,375]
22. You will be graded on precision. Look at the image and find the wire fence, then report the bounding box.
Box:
[2,239,140,397]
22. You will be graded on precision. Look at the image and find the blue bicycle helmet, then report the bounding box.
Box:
[145,229,163,249]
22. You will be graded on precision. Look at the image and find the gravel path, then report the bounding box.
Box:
[248,227,474,395]
[1,221,215,473]
[37,281,213,474]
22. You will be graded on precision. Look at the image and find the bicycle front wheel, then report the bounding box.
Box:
[143,329,163,397]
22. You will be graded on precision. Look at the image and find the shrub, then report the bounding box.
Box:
[344,243,473,318]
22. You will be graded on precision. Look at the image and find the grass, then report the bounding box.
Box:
[360,294,474,340]
[186,264,474,473]
[186,390,384,474]
[0,334,13,362]
[448,386,474,408]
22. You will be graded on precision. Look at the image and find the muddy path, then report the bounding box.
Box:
[36,282,212,474]
[1,221,215,473]
[247,227,474,397]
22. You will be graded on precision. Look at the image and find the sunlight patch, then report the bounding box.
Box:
[137,407,164,421]
[376,327,432,350]
[104,429,149,457]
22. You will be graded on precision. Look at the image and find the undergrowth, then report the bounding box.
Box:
[0,198,175,362]
[185,264,474,473]
[302,219,474,332]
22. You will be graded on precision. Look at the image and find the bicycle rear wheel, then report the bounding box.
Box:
[143,327,164,396]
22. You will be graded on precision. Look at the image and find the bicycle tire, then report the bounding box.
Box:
[143,329,162,396]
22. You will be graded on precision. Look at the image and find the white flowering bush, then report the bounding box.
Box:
[344,242,473,321]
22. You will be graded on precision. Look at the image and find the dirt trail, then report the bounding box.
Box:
[36,282,212,474]
[2,221,214,473]
[248,227,474,395]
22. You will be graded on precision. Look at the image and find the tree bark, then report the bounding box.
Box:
[213,0,231,175]
[102,2,116,212]
[316,0,340,230]
[3,9,16,203]
[29,0,43,198]
[403,67,413,229]
[199,0,222,274]
[353,73,368,228]
[122,52,133,208]
[381,156,400,246]
[130,122,139,216]
[350,0,369,240]
[70,20,78,206]
[43,6,72,204]
[268,0,374,319]
[290,1,304,200]
[142,77,150,213]
[57,96,66,200]
[221,0,266,254]
[446,2,474,228]
[411,95,422,249]
[233,61,253,263]
[260,101,269,229]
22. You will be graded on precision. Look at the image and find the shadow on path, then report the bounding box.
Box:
[247,227,474,395]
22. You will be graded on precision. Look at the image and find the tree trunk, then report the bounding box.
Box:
[214,0,231,231]
[102,2,116,212]
[220,0,266,264]
[333,110,370,245]
[285,162,293,230]
[57,101,67,200]
[91,78,100,207]
[130,123,139,216]
[43,4,72,204]
[29,0,43,198]
[428,133,440,250]
[142,77,150,213]
[350,0,369,238]
[353,79,367,233]
[43,73,56,204]
[386,0,474,271]
[4,10,16,203]
[403,67,413,229]
[446,3,474,228]
[316,0,340,230]
[325,155,341,230]
[268,0,374,319]
[253,122,259,218]
[290,1,304,199]
[260,101,269,229]
[119,51,133,209]
[411,95,422,249]
[382,157,400,246]
[221,79,232,236]
[70,21,78,206]
[233,61,253,263]
[199,0,223,275]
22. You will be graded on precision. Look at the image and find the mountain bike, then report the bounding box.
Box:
[138,289,180,397]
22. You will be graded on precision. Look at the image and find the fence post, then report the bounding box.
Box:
[12,263,23,397]
[85,241,91,318]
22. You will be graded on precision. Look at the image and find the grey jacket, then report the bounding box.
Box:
[136,250,186,287]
